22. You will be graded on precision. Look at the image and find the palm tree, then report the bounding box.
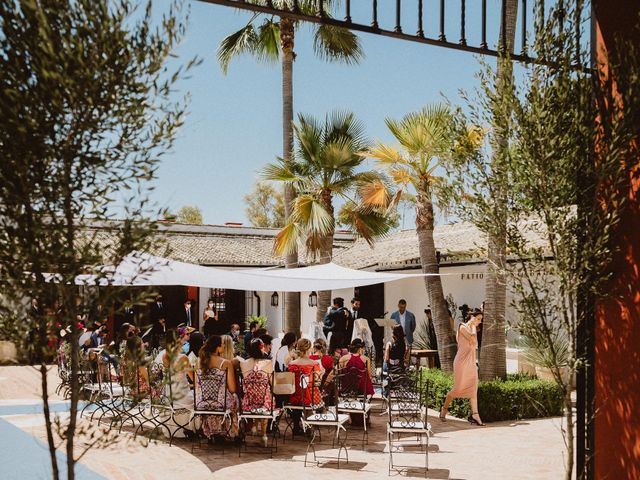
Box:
[263,111,392,323]
[365,104,462,373]
[218,1,363,335]
[480,0,519,381]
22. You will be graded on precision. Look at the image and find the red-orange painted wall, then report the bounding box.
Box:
[594,2,640,478]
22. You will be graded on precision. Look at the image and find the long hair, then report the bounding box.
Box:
[199,335,222,371]
[188,332,204,357]
[220,335,235,360]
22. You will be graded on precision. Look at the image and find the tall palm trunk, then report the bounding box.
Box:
[280,18,300,335]
[315,190,334,325]
[416,189,456,373]
[480,0,518,381]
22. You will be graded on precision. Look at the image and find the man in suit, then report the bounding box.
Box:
[391,299,416,345]
[180,299,194,328]
[347,297,361,343]
[149,295,167,323]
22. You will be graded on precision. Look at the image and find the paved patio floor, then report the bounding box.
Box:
[0,366,570,479]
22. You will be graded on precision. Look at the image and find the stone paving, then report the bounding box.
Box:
[0,366,569,479]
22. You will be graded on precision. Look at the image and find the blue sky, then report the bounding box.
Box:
[152,0,517,225]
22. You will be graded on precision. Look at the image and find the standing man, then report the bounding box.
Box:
[323,297,350,347]
[181,299,194,328]
[150,295,167,324]
[347,297,360,343]
[391,299,416,345]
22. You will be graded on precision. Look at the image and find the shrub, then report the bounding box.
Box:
[423,368,563,422]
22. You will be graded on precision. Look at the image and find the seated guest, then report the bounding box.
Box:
[329,333,348,363]
[240,338,274,447]
[244,321,259,353]
[228,323,241,343]
[121,335,153,400]
[187,332,204,368]
[310,338,334,376]
[310,338,336,405]
[161,334,194,438]
[260,333,274,359]
[287,338,323,434]
[196,335,239,442]
[274,332,297,372]
[384,324,408,374]
[220,334,241,369]
[339,338,374,396]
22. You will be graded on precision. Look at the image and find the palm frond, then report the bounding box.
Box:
[274,222,301,257]
[367,143,407,165]
[218,23,259,74]
[338,201,393,246]
[255,19,281,64]
[389,166,414,187]
[290,194,334,236]
[358,179,390,209]
[313,24,363,65]
[261,161,299,183]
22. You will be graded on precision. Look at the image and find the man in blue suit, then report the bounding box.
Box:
[390,299,416,345]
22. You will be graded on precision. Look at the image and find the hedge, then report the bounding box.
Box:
[422,368,564,422]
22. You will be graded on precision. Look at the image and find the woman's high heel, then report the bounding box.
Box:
[468,413,485,426]
[439,407,447,422]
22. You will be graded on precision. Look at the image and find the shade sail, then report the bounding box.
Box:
[77,252,442,292]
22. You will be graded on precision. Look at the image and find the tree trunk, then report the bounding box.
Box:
[480,0,518,381]
[280,18,300,335]
[315,190,334,325]
[416,190,456,373]
[41,362,60,480]
[564,391,575,480]
[66,317,79,480]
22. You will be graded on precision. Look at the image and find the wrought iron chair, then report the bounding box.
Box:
[282,365,323,441]
[237,369,282,457]
[301,370,350,468]
[336,361,373,448]
[191,367,233,452]
[386,368,431,477]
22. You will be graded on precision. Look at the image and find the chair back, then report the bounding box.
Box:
[240,368,275,415]
[387,368,425,427]
[194,367,228,412]
[336,361,371,413]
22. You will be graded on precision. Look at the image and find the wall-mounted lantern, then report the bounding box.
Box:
[308,291,318,307]
[270,291,279,307]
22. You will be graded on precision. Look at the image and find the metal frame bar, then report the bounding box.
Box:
[197,0,544,65]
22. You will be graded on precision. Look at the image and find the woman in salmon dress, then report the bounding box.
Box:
[439,310,485,426]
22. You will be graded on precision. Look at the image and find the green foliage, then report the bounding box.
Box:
[246,314,268,330]
[217,1,363,74]
[424,368,563,422]
[244,181,285,228]
[176,205,203,224]
[263,111,393,258]
[0,0,197,477]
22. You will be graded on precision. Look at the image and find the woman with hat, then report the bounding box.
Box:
[439,308,485,426]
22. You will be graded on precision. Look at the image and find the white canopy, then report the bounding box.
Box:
[77,252,441,292]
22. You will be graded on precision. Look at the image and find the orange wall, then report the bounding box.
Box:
[594,2,640,478]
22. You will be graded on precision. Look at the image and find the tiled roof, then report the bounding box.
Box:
[332,222,485,270]
[82,218,549,270]
[332,219,550,270]
[83,221,355,267]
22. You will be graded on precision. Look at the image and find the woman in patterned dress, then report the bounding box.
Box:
[195,335,240,441]
[240,338,274,446]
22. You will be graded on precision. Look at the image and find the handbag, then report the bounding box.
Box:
[273,371,295,395]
